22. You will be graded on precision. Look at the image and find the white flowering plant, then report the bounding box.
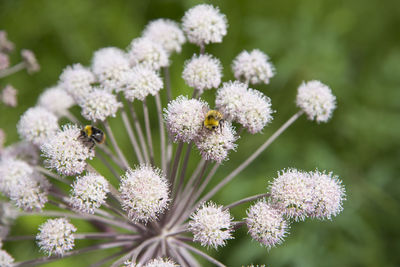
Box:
[0,4,345,267]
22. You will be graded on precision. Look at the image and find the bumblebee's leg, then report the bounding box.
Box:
[89,140,96,150]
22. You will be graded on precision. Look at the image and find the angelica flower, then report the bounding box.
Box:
[0,249,14,267]
[182,4,228,46]
[119,165,170,223]
[232,49,275,85]
[37,86,75,117]
[246,200,288,249]
[91,47,130,92]
[59,64,96,101]
[143,19,186,54]
[36,218,77,256]
[0,158,33,196]
[68,172,110,214]
[189,202,234,249]
[1,85,17,107]
[21,49,40,73]
[128,37,169,70]
[195,121,237,163]
[164,96,209,143]
[0,31,14,53]
[17,107,59,147]
[79,88,122,122]
[182,54,222,94]
[296,80,336,123]
[41,124,94,176]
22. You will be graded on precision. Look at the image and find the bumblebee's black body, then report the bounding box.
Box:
[79,125,106,150]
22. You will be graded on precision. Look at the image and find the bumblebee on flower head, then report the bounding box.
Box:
[79,125,106,150]
[203,110,225,132]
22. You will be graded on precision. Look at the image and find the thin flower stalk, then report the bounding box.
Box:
[143,99,155,165]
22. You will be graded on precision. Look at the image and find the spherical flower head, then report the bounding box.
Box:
[1,84,18,107]
[182,54,222,94]
[68,172,109,214]
[41,124,94,176]
[296,80,336,123]
[79,88,122,122]
[269,168,314,221]
[123,65,163,102]
[232,49,275,85]
[143,19,186,54]
[0,52,9,71]
[59,64,96,101]
[0,249,14,267]
[119,165,170,223]
[246,199,289,249]
[37,86,75,117]
[189,202,234,249]
[0,158,34,196]
[216,81,274,134]
[144,258,179,267]
[195,121,237,163]
[164,96,208,143]
[182,4,228,46]
[91,47,130,92]
[308,170,345,220]
[21,49,40,74]
[2,141,40,165]
[128,37,169,70]
[17,107,59,147]
[36,218,77,256]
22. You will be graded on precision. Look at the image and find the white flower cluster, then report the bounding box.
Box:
[124,258,178,267]
[79,88,122,122]
[0,249,14,267]
[37,86,75,117]
[59,63,96,101]
[128,37,169,70]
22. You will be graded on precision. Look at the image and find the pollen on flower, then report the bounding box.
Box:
[128,37,169,70]
[182,54,222,94]
[119,165,170,223]
[296,80,336,123]
[232,49,275,85]
[122,65,163,102]
[59,64,96,101]
[246,199,289,249]
[189,202,234,249]
[17,107,59,147]
[37,86,75,117]
[68,172,110,214]
[195,121,237,163]
[41,124,95,176]
[164,95,209,143]
[269,168,314,221]
[182,4,228,46]
[79,88,122,122]
[0,249,14,267]
[91,47,130,92]
[143,19,186,54]
[308,170,345,220]
[36,218,77,256]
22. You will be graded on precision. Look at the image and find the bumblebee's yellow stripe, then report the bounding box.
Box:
[84,125,93,137]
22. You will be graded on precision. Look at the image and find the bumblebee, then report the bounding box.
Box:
[204,110,224,131]
[79,125,106,150]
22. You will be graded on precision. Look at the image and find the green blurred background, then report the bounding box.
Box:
[1,0,399,266]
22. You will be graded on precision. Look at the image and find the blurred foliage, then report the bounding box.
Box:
[1,0,400,266]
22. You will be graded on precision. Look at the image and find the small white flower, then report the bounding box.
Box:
[296,80,336,123]
[59,64,96,101]
[308,170,345,220]
[189,202,234,249]
[232,49,275,85]
[17,107,59,146]
[128,37,169,70]
[37,86,75,117]
[79,88,122,122]
[91,47,130,92]
[216,81,273,134]
[269,168,314,221]
[123,65,163,102]
[195,121,237,163]
[182,4,228,46]
[1,84,17,107]
[143,19,186,54]
[36,218,77,256]
[182,54,222,94]
[164,96,209,143]
[0,249,14,267]
[21,49,40,74]
[0,52,9,71]
[144,258,179,267]
[119,165,170,223]
[68,172,109,214]
[41,124,94,176]
[246,199,289,249]
[0,158,33,196]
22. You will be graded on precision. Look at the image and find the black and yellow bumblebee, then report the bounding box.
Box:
[203,110,225,132]
[79,125,106,150]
